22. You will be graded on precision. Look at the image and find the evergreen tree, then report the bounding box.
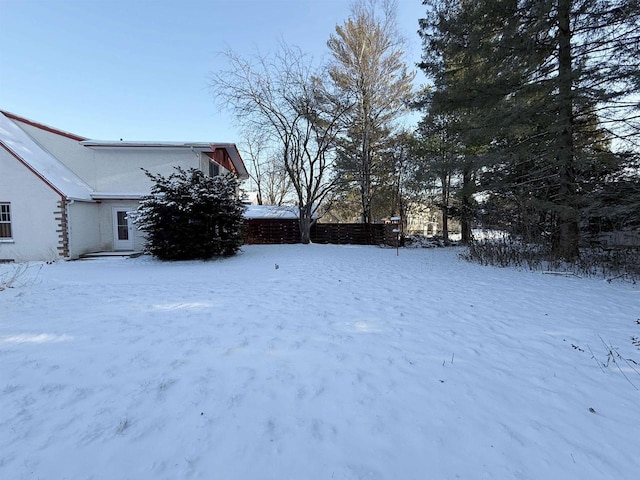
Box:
[132,167,246,260]
[411,113,462,243]
[419,0,639,259]
[328,0,415,223]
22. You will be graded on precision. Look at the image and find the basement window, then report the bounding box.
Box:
[0,203,12,238]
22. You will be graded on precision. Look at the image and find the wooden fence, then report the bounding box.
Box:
[243,219,399,246]
[311,223,397,245]
[243,219,300,244]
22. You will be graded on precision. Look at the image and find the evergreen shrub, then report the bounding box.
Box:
[132,167,245,260]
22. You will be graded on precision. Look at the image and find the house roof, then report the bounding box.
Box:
[0,110,250,198]
[0,112,95,201]
[0,110,87,142]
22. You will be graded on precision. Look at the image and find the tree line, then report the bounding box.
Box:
[211,0,639,261]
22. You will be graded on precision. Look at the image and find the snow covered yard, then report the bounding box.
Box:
[1,245,638,480]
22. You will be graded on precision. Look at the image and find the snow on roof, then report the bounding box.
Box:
[244,205,301,219]
[243,205,320,220]
[0,112,94,201]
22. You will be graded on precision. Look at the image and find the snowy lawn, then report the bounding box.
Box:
[1,245,639,480]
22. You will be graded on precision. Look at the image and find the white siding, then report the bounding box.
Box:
[199,154,231,177]
[5,119,237,259]
[96,200,145,251]
[67,201,101,258]
[12,120,230,194]
[88,148,201,192]
[12,120,208,193]
[0,148,63,262]
[10,119,97,187]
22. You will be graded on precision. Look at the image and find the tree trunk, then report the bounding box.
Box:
[460,167,472,244]
[361,181,372,224]
[299,206,312,244]
[441,174,449,244]
[441,205,449,244]
[360,131,373,224]
[256,185,263,205]
[554,0,579,261]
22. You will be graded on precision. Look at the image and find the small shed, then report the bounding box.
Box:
[243,206,302,244]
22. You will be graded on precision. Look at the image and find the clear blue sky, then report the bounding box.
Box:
[0,0,427,143]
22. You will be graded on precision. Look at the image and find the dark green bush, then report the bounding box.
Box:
[132,167,245,260]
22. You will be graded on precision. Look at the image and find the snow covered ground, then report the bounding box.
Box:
[1,245,639,480]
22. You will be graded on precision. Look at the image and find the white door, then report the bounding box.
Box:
[113,208,134,250]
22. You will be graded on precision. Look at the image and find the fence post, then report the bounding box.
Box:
[390,217,401,255]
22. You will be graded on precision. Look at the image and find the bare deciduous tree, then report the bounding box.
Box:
[211,45,352,243]
[239,129,292,206]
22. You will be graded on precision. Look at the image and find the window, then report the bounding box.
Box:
[209,161,220,177]
[116,211,129,241]
[0,203,11,238]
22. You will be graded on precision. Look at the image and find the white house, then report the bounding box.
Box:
[0,111,249,262]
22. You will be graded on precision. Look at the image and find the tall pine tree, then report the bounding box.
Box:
[419,0,639,259]
[328,0,415,223]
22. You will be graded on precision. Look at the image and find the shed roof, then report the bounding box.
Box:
[244,205,319,220]
[244,205,300,219]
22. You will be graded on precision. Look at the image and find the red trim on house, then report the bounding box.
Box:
[0,111,86,141]
[0,142,67,199]
[205,149,236,174]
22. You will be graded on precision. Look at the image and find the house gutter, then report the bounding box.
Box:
[91,193,145,201]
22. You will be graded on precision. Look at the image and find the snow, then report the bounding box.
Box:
[0,112,94,201]
[243,205,322,219]
[244,205,300,219]
[1,245,639,479]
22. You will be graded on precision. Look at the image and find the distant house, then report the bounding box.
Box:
[0,111,248,262]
